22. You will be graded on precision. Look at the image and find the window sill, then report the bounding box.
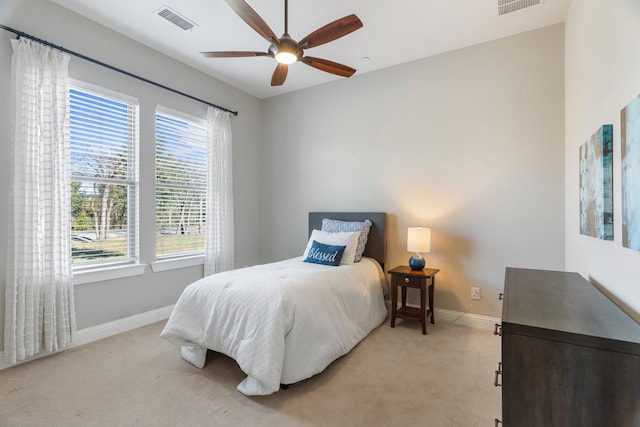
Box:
[151,255,204,273]
[73,263,147,285]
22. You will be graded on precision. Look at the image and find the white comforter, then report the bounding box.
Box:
[160,257,387,395]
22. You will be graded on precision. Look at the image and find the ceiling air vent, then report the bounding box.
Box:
[156,6,196,31]
[498,0,541,16]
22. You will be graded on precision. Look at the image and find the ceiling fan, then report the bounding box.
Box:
[201,0,363,86]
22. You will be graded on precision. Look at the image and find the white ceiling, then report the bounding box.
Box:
[50,0,571,99]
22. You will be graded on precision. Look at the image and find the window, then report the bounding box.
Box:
[69,83,139,266]
[155,109,208,258]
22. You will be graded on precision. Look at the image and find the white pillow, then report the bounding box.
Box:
[302,230,360,265]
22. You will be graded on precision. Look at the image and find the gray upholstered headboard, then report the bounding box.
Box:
[308,212,387,268]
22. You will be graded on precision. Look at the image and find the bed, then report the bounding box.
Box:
[160,212,388,396]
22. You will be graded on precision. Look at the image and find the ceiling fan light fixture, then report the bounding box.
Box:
[274,33,300,64]
[275,51,297,64]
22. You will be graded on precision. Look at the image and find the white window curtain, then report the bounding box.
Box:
[4,38,76,364]
[204,107,234,276]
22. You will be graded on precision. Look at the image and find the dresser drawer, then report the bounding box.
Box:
[392,274,422,288]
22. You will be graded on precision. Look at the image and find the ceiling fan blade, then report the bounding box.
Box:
[201,51,270,58]
[302,56,356,77]
[298,14,363,49]
[271,63,288,86]
[225,0,279,43]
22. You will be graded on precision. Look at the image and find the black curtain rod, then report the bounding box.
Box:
[0,24,238,116]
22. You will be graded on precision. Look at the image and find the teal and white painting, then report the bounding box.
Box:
[579,124,613,240]
[622,95,640,251]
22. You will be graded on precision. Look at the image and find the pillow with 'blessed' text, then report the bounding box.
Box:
[302,229,360,264]
[303,240,346,266]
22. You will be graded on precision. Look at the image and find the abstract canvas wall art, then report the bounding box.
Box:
[579,124,613,240]
[621,95,640,251]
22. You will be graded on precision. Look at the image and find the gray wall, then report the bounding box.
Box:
[0,0,264,350]
[0,0,568,353]
[565,0,640,322]
[260,24,566,318]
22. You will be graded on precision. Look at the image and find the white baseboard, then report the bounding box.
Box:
[385,300,500,331]
[0,305,174,371]
[434,308,500,331]
[72,305,174,346]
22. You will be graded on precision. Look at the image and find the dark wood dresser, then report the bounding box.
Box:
[496,267,640,427]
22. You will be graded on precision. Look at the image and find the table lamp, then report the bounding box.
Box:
[407,227,431,270]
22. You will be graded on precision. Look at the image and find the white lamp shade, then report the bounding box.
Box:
[407,227,431,253]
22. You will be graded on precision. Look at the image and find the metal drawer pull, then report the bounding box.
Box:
[404,277,410,283]
[499,292,504,300]
[493,323,502,336]
[495,419,503,426]
[494,362,503,387]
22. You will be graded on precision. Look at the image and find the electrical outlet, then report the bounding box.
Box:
[471,287,481,300]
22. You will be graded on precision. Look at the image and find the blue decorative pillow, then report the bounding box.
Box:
[303,240,346,266]
[321,218,372,262]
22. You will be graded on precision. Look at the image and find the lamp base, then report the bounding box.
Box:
[409,253,425,270]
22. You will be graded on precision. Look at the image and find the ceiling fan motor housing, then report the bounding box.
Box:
[272,33,303,62]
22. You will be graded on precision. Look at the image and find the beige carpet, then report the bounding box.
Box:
[0,318,501,426]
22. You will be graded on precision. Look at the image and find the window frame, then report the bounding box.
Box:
[153,106,208,263]
[69,79,142,281]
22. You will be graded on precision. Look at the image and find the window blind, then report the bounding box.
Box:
[70,86,138,265]
[155,111,208,257]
